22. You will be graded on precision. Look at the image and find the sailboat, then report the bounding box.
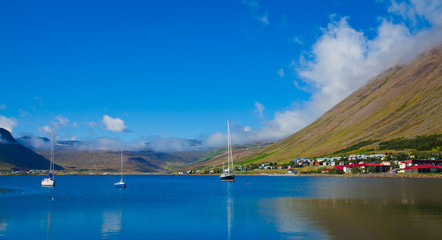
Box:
[220,121,235,182]
[114,149,126,188]
[42,131,55,187]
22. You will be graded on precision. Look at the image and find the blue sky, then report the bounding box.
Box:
[1,0,441,151]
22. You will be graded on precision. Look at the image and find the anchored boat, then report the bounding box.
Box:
[220,121,235,182]
[41,131,55,187]
[114,149,126,188]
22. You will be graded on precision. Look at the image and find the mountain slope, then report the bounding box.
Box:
[17,135,211,173]
[35,148,212,173]
[183,141,275,170]
[239,47,442,163]
[0,128,63,171]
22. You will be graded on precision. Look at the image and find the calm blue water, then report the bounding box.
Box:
[0,175,441,240]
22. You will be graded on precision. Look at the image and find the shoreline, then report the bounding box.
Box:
[239,173,442,179]
[2,173,442,179]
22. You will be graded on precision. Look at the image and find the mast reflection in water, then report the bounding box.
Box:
[0,175,441,239]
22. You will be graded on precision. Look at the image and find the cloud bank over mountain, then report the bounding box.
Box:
[205,0,442,147]
[0,116,17,133]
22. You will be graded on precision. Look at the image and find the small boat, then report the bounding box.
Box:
[42,131,55,187]
[220,121,235,182]
[114,149,126,188]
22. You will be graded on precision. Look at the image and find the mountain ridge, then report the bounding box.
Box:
[230,46,442,164]
[0,128,64,171]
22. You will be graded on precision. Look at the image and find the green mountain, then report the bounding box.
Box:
[232,46,442,164]
[177,141,274,170]
[3,132,211,173]
[34,148,211,173]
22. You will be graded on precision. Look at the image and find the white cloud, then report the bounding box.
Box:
[204,132,226,147]
[260,12,270,25]
[277,68,284,78]
[205,0,442,146]
[33,97,44,110]
[37,115,71,135]
[19,109,29,117]
[102,115,127,133]
[0,115,17,133]
[290,37,303,44]
[75,137,146,151]
[66,136,201,152]
[38,125,53,135]
[297,15,442,116]
[389,0,442,27]
[242,0,270,26]
[146,137,202,152]
[55,115,69,126]
[21,136,50,150]
[253,101,265,118]
[87,122,98,128]
[0,104,6,110]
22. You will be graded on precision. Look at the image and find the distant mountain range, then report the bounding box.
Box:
[14,134,211,173]
[33,148,211,173]
[0,128,63,171]
[0,129,211,172]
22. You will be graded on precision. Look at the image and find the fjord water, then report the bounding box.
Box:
[0,175,441,240]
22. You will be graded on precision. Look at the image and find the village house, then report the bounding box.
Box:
[399,159,442,173]
[335,163,392,173]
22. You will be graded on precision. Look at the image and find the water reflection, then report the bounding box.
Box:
[0,217,7,238]
[267,178,442,240]
[312,178,442,201]
[272,197,442,240]
[226,183,233,240]
[46,212,52,240]
[266,198,322,239]
[101,210,122,239]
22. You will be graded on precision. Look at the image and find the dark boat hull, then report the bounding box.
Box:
[220,174,235,182]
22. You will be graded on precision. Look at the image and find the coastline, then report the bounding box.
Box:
[2,172,442,179]
[236,173,442,179]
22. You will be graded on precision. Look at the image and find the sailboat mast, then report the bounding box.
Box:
[120,149,123,181]
[227,121,233,171]
[50,131,54,173]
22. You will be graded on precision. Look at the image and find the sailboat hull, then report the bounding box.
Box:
[41,178,55,187]
[114,181,126,188]
[220,174,235,182]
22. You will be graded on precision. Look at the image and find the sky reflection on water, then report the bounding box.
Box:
[0,175,441,239]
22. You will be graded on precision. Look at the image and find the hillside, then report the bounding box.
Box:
[13,135,212,173]
[234,47,442,164]
[0,128,63,171]
[35,148,211,173]
[177,141,274,170]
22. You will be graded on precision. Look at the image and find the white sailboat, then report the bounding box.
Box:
[114,149,126,188]
[220,121,235,182]
[41,131,55,187]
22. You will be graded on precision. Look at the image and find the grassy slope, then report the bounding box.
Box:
[182,141,274,170]
[36,149,211,173]
[236,47,442,164]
